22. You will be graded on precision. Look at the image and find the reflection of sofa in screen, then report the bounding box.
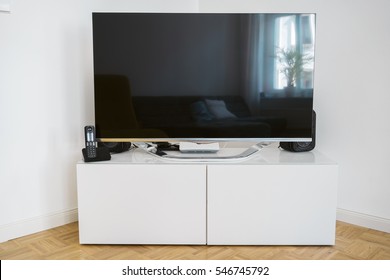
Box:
[95,75,286,139]
[132,96,286,138]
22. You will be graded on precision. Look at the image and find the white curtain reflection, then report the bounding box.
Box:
[241,14,264,114]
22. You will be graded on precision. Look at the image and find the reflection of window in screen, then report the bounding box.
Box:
[273,14,315,90]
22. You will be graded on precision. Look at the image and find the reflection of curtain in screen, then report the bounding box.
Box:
[241,14,264,115]
[301,16,312,44]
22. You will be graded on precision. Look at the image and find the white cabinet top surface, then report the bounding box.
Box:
[78,143,336,166]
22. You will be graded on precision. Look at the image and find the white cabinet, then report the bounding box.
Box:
[76,145,338,245]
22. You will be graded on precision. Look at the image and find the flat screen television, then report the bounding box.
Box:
[92,12,316,144]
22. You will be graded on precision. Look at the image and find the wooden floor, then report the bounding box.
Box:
[1,221,390,260]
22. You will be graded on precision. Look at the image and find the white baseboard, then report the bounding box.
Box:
[337,208,390,233]
[0,208,78,243]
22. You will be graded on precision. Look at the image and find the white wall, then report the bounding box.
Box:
[0,0,389,242]
[0,0,198,242]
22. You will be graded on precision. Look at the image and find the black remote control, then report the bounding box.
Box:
[84,126,97,158]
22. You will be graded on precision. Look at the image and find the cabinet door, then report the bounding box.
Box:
[77,164,206,244]
[207,165,338,245]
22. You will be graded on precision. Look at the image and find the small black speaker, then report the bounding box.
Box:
[280,110,316,152]
[98,142,131,153]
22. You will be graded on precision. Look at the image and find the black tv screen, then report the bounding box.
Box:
[93,13,316,142]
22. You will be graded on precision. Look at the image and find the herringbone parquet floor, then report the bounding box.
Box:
[1,221,390,260]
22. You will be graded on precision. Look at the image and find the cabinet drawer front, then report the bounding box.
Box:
[207,164,338,245]
[77,164,206,244]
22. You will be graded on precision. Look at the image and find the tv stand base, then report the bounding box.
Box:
[158,144,263,162]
